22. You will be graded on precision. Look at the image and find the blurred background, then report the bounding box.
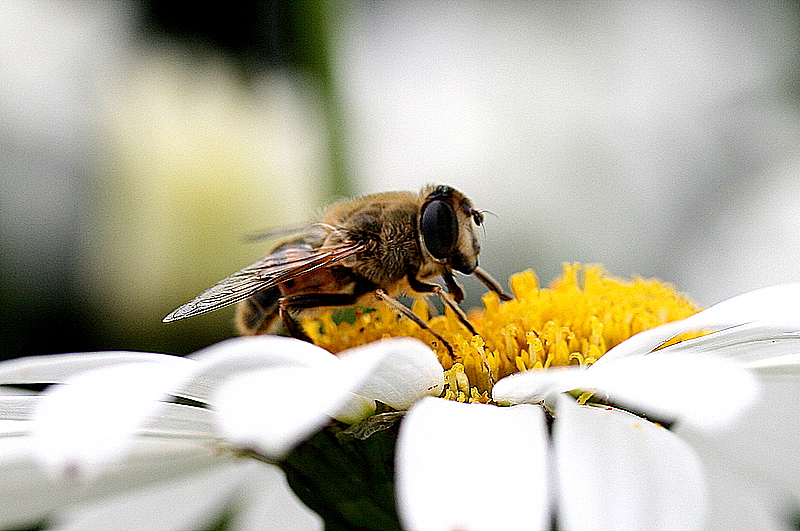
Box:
[2,0,800,529]
[2,0,799,357]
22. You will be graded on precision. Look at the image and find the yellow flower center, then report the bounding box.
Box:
[303,264,700,403]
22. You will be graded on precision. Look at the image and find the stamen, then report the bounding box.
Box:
[303,264,701,403]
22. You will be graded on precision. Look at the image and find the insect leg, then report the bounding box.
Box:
[374,289,457,361]
[442,271,465,303]
[408,273,476,336]
[432,285,478,336]
[237,287,282,335]
[472,266,513,301]
[279,305,312,342]
[279,293,361,343]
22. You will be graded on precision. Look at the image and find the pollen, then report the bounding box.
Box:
[303,263,701,403]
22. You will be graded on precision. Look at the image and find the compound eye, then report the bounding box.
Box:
[420,199,458,260]
[472,210,484,226]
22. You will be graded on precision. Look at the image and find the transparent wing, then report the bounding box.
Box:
[243,223,317,242]
[162,241,367,322]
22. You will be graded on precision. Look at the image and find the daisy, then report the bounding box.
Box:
[0,265,797,530]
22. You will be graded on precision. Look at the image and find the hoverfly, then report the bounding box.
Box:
[164,185,511,356]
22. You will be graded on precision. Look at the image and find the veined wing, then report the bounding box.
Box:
[243,222,337,243]
[162,241,367,322]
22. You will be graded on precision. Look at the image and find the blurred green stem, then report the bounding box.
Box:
[289,0,352,201]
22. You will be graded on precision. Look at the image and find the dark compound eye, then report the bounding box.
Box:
[472,210,484,226]
[420,199,458,259]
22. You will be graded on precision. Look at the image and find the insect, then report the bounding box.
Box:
[163,185,511,356]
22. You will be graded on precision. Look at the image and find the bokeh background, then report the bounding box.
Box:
[2,1,800,529]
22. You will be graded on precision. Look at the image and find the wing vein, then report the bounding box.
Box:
[163,241,366,322]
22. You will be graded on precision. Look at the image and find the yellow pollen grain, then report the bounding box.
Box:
[303,263,701,403]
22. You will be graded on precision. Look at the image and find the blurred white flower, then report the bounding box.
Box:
[0,337,440,529]
[1,284,800,530]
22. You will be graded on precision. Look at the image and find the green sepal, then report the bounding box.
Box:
[279,412,405,531]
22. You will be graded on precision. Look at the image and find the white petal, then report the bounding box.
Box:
[31,359,195,479]
[72,438,236,502]
[0,418,29,436]
[212,364,363,460]
[597,282,800,365]
[554,395,707,531]
[230,462,323,531]
[678,427,796,531]
[396,397,550,531]
[139,402,218,440]
[49,462,248,531]
[331,394,377,424]
[4,337,343,518]
[585,351,759,431]
[6,395,216,440]
[700,474,792,531]
[338,338,444,409]
[678,377,800,516]
[0,431,234,529]
[181,335,338,403]
[0,395,38,421]
[743,353,800,374]
[692,282,800,325]
[189,335,336,368]
[59,461,322,531]
[655,322,800,375]
[492,366,585,405]
[0,352,183,385]
[0,435,77,527]
[495,352,758,431]
[213,338,443,460]
[149,336,341,460]
[27,337,320,479]
[593,319,707,365]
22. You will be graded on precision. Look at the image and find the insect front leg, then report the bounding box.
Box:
[374,289,457,361]
[279,292,361,343]
[442,271,465,303]
[432,286,478,336]
[407,274,477,336]
[472,266,513,301]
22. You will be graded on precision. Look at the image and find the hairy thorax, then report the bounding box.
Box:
[325,194,427,288]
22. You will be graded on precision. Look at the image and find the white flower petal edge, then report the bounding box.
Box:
[182,335,341,403]
[212,364,361,460]
[493,351,758,431]
[213,337,443,460]
[339,338,444,410]
[24,335,442,477]
[25,336,345,477]
[0,430,236,529]
[190,335,339,369]
[334,337,445,422]
[584,351,758,431]
[396,397,550,531]
[49,462,255,531]
[653,321,800,375]
[596,282,800,365]
[489,366,585,405]
[743,352,800,374]
[0,352,185,387]
[0,395,39,421]
[31,357,195,478]
[554,395,707,531]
